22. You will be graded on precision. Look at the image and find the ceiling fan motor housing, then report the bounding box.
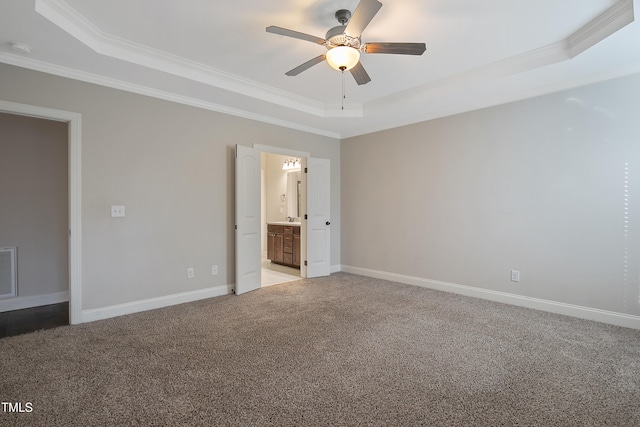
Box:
[325,25,361,49]
[335,9,351,24]
[324,9,361,50]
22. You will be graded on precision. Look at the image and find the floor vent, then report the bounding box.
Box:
[0,247,17,299]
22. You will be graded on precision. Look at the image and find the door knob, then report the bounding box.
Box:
[326,221,331,225]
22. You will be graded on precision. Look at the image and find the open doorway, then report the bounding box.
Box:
[235,144,330,295]
[0,100,81,325]
[0,111,69,336]
[261,152,303,287]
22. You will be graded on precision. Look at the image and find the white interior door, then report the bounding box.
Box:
[306,157,331,278]
[235,145,261,294]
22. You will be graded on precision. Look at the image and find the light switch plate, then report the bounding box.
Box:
[511,270,520,282]
[111,205,125,217]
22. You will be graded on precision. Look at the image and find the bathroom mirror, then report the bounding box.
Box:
[286,171,302,219]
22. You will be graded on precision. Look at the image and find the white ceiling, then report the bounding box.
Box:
[1,0,639,138]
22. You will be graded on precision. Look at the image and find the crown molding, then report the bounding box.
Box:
[14,0,635,138]
[367,41,569,111]
[567,0,634,58]
[33,0,634,120]
[34,0,358,119]
[366,0,634,118]
[0,53,341,139]
[343,62,640,139]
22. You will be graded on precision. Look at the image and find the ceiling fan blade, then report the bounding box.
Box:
[350,62,371,85]
[363,42,427,55]
[285,55,327,76]
[345,0,383,38]
[266,26,326,45]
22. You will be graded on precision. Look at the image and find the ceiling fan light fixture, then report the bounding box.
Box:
[326,46,360,71]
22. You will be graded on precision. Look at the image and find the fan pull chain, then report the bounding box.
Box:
[341,68,346,110]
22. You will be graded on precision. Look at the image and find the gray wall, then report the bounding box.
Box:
[342,72,640,316]
[0,112,68,298]
[0,63,340,311]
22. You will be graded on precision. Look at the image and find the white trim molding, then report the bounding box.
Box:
[366,0,635,124]
[32,0,634,126]
[33,0,334,118]
[340,265,640,330]
[567,0,634,58]
[0,291,69,313]
[81,285,230,323]
[0,53,341,139]
[0,100,82,325]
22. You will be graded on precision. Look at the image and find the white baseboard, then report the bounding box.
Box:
[340,265,640,330]
[81,285,231,323]
[0,291,69,313]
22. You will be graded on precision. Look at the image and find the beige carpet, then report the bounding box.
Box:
[1,272,639,426]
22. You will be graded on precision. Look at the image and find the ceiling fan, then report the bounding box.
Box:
[266,0,426,85]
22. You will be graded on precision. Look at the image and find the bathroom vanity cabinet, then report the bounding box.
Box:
[267,223,300,268]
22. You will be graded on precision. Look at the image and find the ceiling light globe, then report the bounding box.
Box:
[326,46,360,71]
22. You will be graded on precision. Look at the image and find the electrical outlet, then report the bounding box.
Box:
[111,205,125,217]
[511,270,520,282]
[211,265,218,275]
[187,267,194,279]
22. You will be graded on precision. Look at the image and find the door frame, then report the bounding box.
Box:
[0,100,82,325]
[254,144,310,279]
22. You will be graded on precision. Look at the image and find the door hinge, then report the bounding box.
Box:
[304,260,307,266]
[304,167,308,173]
[235,225,237,230]
[304,214,308,220]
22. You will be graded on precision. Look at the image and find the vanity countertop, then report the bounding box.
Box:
[268,221,301,226]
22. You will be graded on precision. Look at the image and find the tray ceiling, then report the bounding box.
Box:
[0,0,638,138]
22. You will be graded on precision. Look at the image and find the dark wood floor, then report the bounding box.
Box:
[0,302,69,339]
